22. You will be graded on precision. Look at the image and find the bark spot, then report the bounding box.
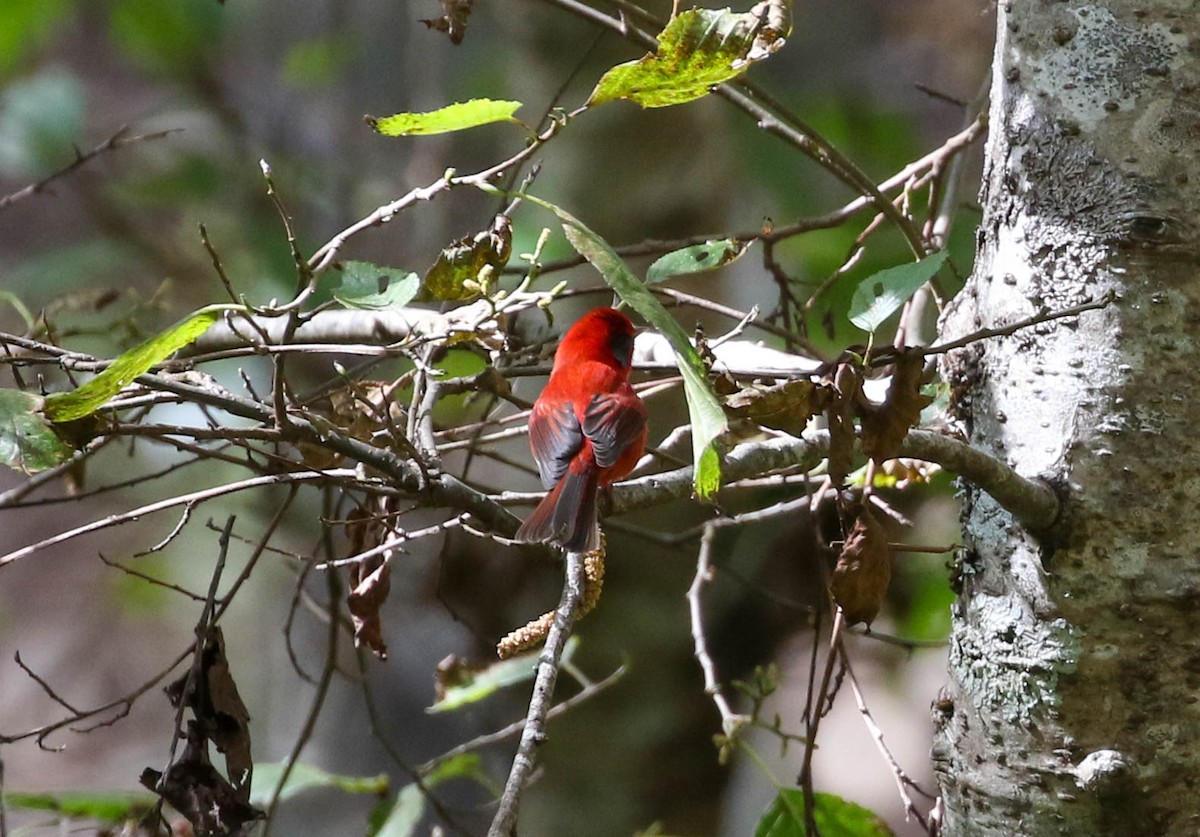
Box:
[1028,6,1185,130]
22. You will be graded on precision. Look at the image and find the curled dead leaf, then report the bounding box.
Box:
[434,654,473,703]
[348,556,392,660]
[298,378,406,468]
[344,505,396,659]
[421,0,476,44]
[830,508,891,626]
[723,378,832,436]
[860,349,933,463]
[165,628,253,793]
[141,722,263,836]
[825,361,863,487]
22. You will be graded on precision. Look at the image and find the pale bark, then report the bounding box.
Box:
[935,1,1200,835]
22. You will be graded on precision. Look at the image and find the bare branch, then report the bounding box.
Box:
[263,570,342,834]
[420,663,626,776]
[0,470,345,570]
[1,649,191,746]
[688,522,751,736]
[844,652,936,826]
[488,549,586,836]
[0,127,179,213]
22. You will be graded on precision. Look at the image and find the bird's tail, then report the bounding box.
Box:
[515,467,600,553]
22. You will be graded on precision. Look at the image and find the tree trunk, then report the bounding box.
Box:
[934,1,1200,835]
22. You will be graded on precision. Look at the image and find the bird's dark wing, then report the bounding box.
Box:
[582,392,648,470]
[529,398,584,489]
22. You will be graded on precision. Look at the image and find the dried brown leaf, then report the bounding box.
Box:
[434,654,473,703]
[826,361,862,487]
[141,722,263,836]
[723,378,832,436]
[830,507,891,626]
[421,0,476,44]
[298,379,406,468]
[201,635,252,789]
[860,349,933,463]
[165,629,253,794]
[348,557,391,660]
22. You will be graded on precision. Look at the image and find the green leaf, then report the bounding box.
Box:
[42,306,223,422]
[428,637,578,713]
[421,215,513,301]
[755,788,893,837]
[367,99,522,137]
[556,220,726,499]
[248,762,389,807]
[4,790,154,824]
[589,6,790,108]
[368,755,484,837]
[0,388,74,473]
[646,238,749,284]
[848,251,947,334]
[335,261,421,310]
[424,753,485,785]
[370,783,424,837]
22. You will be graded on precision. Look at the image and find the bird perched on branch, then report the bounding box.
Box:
[515,307,648,552]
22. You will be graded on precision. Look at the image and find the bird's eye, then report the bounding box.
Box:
[609,331,633,368]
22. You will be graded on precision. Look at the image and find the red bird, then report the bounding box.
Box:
[515,307,648,552]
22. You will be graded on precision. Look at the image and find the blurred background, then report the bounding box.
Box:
[0,1,993,834]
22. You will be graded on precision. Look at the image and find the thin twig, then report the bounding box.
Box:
[844,650,936,827]
[688,522,751,736]
[1,649,191,746]
[13,652,82,715]
[262,569,342,834]
[0,470,347,570]
[922,293,1113,358]
[156,516,234,809]
[420,663,626,776]
[0,127,179,213]
[487,550,586,837]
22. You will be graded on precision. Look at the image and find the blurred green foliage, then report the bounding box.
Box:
[0,0,71,78]
[0,69,83,176]
[108,0,224,75]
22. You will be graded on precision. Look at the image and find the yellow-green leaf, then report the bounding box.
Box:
[849,250,947,334]
[589,5,790,108]
[4,790,155,825]
[43,307,222,422]
[366,99,522,136]
[368,755,484,837]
